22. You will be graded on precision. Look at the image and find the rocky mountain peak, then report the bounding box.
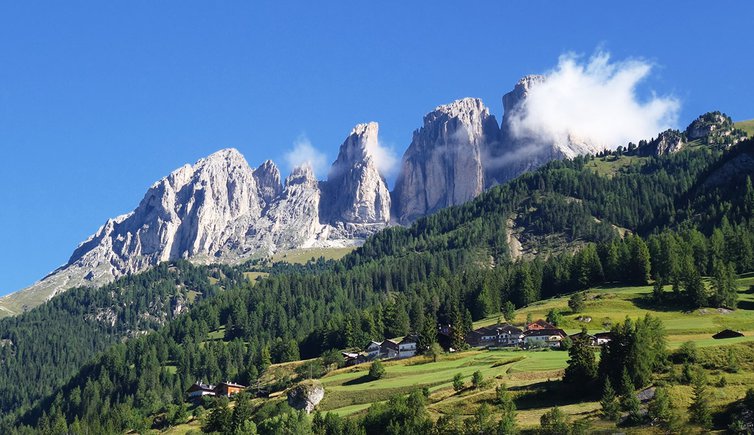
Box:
[330,122,379,169]
[286,164,318,187]
[392,98,499,224]
[322,122,391,224]
[253,160,283,205]
[502,75,546,115]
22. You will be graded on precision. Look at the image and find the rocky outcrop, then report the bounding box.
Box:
[287,381,325,414]
[501,75,546,130]
[392,98,499,223]
[322,123,391,224]
[6,146,390,308]
[253,160,283,206]
[686,112,732,141]
[639,129,686,156]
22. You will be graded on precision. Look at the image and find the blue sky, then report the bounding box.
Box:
[1,1,753,295]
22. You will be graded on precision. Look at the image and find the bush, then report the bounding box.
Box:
[568,293,585,313]
[471,370,483,388]
[368,360,385,380]
[452,373,464,392]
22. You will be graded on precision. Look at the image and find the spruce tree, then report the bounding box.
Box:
[618,367,643,424]
[689,369,712,429]
[564,330,597,386]
[600,379,620,421]
[648,386,671,427]
[496,384,518,435]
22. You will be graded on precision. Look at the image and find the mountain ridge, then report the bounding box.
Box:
[2,79,747,314]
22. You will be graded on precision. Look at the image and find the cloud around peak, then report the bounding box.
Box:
[283,135,329,178]
[508,51,680,150]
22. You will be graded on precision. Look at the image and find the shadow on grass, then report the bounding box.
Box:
[631,295,692,313]
[513,381,596,410]
[737,300,754,310]
[343,375,374,386]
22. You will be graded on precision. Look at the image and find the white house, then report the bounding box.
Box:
[380,339,399,359]
[397,335,418,359]
[365,341,382,359]
[523,329,567,348]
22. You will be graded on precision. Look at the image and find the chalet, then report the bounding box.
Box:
[364,341,382,359]
[569,331,596,346]
[526,319,556,331]
[398,335,418,359]
[594,332,613,345]
[523,328,567,348]
[466,324,523,347]
[215,381,245,397]
[380,339,399,359]
[187,381,216,403]
[342,351,367,366]
[713,329,744,339]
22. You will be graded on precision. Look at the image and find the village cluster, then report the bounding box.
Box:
[186,318,616,402]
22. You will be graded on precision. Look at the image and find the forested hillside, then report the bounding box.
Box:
[0,261,248,417]
[3,131,754,433]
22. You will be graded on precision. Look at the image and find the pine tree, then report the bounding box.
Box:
[712,260,738,308]
[689,369,712,429]
[496,383,518,434]
[685,269,707,308]
[618,366,643,424]
[600,379,620,421]
[648,386,673,429]
[564,330,597,386]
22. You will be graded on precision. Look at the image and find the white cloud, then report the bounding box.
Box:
[508,51,680,151]
[365,139,399,178]
[283,135,328,177]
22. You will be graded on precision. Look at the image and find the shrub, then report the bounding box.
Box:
[368,360,385,380]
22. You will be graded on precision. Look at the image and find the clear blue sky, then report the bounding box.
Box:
[1,1,752,296]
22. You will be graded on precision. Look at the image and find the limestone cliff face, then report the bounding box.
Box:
[253,160,283,207]
[8,148,387,307]
[67,148,264,281]
[392,98,499,223]
[322,122,391,224]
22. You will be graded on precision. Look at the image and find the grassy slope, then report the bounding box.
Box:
[271,246,357,264]
[735,119,754,137]
[311,274,754,430]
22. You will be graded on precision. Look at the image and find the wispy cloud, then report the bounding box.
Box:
[283,134,328,177]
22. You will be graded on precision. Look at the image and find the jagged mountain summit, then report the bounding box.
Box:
[3,141,394,311]
[392,98,499,223]
[3,74,734,313]
[322,122,391,225]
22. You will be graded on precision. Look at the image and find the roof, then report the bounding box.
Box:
[713,329,744,339]
[381,339,400,350]
[523,328,567,337]
[217,381,245,389]
[473,324,522,335]
[399,334,418,345]
[365,340,382,349]
[187,381,215,392]
[527,319,556,329]
[569,332,595,339]
[594,332,613,339]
